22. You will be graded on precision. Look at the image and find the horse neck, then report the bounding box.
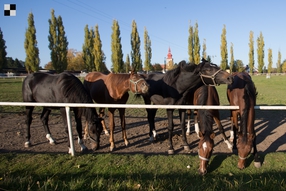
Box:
[175,71,202,94]
[106,73,130,100]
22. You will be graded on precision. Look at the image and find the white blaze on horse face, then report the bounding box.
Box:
[202,142,207,151]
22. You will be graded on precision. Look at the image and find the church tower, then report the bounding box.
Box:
[166,47,174,70]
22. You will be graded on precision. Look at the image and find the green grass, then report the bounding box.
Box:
[0,75,286,190]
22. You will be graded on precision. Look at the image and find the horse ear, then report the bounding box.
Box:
[210,133,215,140]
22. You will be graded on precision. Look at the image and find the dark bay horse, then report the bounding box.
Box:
[83,71,149,151]
[227,72,261,169]
[186,86,232,175]
[22,72,103,153]
[141,59,233,154]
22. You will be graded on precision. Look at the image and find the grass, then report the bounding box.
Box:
[0,75,286,190]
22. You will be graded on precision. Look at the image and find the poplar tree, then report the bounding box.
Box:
[94,25,108,72]
[144,27,152,72]
[248,31,255,74]
[193,22,200,64]
[257,32,265,73]
[111,20,124,73]
[220,25,228,70]
[130,20,142,71]
[277,51,281,73]
[125,54,130,73]
[82,25,94,71]
[0,28,7,71]
[48,9,68,73]
[24,12,39,73]
[267,48,272,73]
[202,39,207,60]
[230,43,234,73]
[188,22,194,63]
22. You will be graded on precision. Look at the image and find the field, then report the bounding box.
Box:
[0,74,286,190]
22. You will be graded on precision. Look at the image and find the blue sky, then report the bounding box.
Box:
[2,0,286,70]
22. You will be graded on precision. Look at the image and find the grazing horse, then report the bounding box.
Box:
[83,71,149,151]
[227,72,261,169]
[22,72,103,153]
[141,59,233,154]
[186,86,232,175]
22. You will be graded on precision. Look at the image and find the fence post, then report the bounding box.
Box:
[65,106,75,156]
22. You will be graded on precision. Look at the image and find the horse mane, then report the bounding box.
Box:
[59,72,98,120]
[163,60,197,85]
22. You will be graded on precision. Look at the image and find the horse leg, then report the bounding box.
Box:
[194,110,200,138]
[40,107,56,145]
[146,108,158,141]
[252,135,261,168]
[179,109,190,151]
[99,108,109,135]
[24,106,34,147]
[119,108,129,146]
[73,109,88,153]
[186,109,192,136]
[108,108,116,151]
[230,112,238,150]
[166,109,175,154]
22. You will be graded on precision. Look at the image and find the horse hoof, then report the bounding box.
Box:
[81,147,89,154]
[254,162,261,168]
[168,149,174,155]
[184,145,190,151]
[91,142,99,151]
[49,141,56,145]
[110,146,115,152]
[24,142,31,148]
[104,131,110,136]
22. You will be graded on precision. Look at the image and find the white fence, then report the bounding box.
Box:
[1,102,286,156]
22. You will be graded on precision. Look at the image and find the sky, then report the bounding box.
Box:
[2,0,286,70]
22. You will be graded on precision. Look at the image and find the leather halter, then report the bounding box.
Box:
[129,78,145,94]
[199,154,210,161]
[199,68,222,86]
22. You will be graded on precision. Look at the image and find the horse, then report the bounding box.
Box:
[83,71,149,151]
[185,86,232,175]
[227,72,261,169]
[22,72,103,154]
[141,59,233,154]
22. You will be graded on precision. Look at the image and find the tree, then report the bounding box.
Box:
[0,28,7,71]
[82,25,94,72]
[111,20,124,73]
[257,32,265,73]
[202,39,207,60]
[144,27,152,72]
[48,9,68,73]
[130,20,142,71]
[153,63,163,71]
[193,22,200,64]
[220,25,228,70]
[234,59,244,72]
[267,48,272,73]
[125,54,131,73]
[67,49,85,71]
[188,22,194,63]
[248,31,255,74]
[94,25,108,72]
[277,50,282,73]
[229,43,234,73]
[282,59,286,73]
[24,12,39,73]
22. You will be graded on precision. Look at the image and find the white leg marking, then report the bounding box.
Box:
[186,120,191,135]
[195,123,200,138]
[46,134,55,144]
[224,140,233,150]
[78,137,87,151]
[230,131,234,142]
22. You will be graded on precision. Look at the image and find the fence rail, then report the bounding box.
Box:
[1,102,286,156]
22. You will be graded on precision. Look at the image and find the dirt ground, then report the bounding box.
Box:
[1,109,286,156]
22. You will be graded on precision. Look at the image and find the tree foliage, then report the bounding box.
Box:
[82,25,94,72]
[130,20,142,71]
[111,20,124,73]
[230,43,234,73]
[125,54,131,73]
[220,25,228,70]
[248,31,255,74]
[94,25,108,72]
[67,49,84,71]
[267,48,272,73]
[188,22,194,63]
[202,39,207,60]
[193,22,200,64]
[276,51,281,73]
[144,27,152,72]
[257,32,265,73]
[0,28,7,71]
[24,12,39,73]
[48,9,68,73]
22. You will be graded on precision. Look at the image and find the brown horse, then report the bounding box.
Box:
[83,71,149,151]
[186,86,232,175]
[227,72,261,169]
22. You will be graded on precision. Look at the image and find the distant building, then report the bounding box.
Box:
[166,47,174,70]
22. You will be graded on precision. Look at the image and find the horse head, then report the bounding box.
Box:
[129,71,149,94]
[237,133,255,169]
[88,117,104,151]
[198,59,233,86]
[198,131,215,175]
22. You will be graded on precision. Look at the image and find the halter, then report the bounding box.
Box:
[129,78,145,94]
[199,154,210,161]
[199,68,222,86]
[238,155,248,160]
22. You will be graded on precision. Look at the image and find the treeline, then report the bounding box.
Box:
[1,9,286,74]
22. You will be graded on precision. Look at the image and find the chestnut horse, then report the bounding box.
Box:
[83,71,149,151]
[141,59,233,154]
[186,86,232,175]
[22,72,103,153]
[227,72,261,169]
